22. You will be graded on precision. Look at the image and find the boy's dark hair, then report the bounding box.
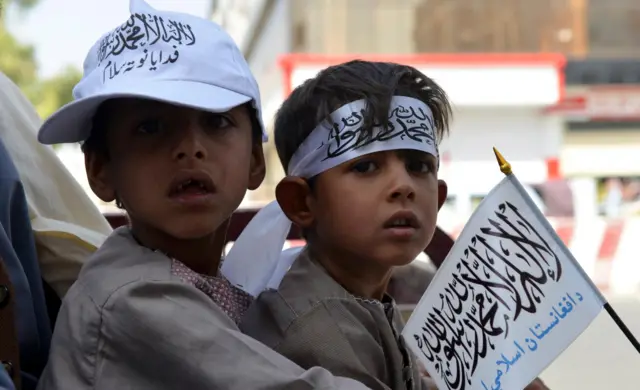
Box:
[274,60,452,172]
[81,101,263,157]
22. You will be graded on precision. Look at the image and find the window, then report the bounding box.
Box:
[413,0,579,54]
[588,0,640,56]
[596,176,640,217]
[292,21,306,52]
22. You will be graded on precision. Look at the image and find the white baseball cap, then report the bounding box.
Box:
[38,0,266,145]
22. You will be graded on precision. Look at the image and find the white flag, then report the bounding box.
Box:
[402,173,606,390]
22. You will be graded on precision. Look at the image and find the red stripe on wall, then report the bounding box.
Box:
[554,223,574,245]
[597,221,624,260]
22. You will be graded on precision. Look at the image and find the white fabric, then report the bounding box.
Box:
[288,96,438,178]
[0,71,113,298]
[38,0,266,145]
[223,96,438,297]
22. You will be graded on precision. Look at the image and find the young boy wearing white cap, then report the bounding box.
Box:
[36,1,371,389]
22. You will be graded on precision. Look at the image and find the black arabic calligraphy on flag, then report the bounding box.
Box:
[403,176,603,390]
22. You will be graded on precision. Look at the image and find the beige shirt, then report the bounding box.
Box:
[37,227,370,390]
[0,71,113,299]
[241,249,432,390]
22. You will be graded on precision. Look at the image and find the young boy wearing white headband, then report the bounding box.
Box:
[35,1,372,389]
[231,61,551,390]
[227,60,449,390]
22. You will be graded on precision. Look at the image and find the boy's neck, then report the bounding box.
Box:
[309,245,393,301]
[130,222,228,276]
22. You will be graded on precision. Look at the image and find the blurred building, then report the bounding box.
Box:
[214,0,640,221]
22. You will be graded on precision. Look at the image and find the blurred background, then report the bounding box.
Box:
[2,0,640,387]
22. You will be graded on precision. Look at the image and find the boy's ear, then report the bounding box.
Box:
[85,151,117,203]
[248,143,266,190]
[437,179,448,210]
[275,176,315,229]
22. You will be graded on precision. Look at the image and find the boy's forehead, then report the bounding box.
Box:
[336,149,437,162]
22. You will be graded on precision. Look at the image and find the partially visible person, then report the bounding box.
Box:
[0,365,16,390]
[0,136,50,389]
[387,261,436,306]
[0,71,113,299]
[36,1,371,389]
[527,378,551,389]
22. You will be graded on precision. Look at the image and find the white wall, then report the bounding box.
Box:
[439,107,564,217]
[240,0,292,201]
[245,0,292,129]
[562,128,640,176]
[211,0,268,52]
[291,64,561,107]
[212,0,290,130]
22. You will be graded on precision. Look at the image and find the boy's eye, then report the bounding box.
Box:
[136,119,164,135]
[351,160,377,174]
[407,158,434,174]
[204,113,233,129]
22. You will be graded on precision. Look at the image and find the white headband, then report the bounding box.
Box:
[222,96,439,296]
[288,96,438,177]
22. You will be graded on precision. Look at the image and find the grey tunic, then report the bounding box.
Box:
[37,227,370,390]
[241,249,433,390]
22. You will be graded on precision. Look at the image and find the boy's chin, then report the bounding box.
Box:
[163,222,222,241]
[384,256,420,268]
[372,255,419,269]
[376,247,426,268]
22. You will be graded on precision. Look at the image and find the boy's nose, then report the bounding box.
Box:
[172,125,208,161]
[387,164,416,202]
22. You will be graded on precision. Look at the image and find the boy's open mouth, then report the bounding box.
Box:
[383,211,421,230]
[168,171,216,198]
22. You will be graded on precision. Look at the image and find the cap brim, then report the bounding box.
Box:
[38,80,252,145]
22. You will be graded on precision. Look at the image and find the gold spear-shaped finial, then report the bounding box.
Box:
[493,147,512,176]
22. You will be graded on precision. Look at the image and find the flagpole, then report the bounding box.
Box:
[492,147,640,355]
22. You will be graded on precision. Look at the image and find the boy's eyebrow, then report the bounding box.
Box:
[396,149,437,160]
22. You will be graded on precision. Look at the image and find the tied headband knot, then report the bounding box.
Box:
[222,96,439,296]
